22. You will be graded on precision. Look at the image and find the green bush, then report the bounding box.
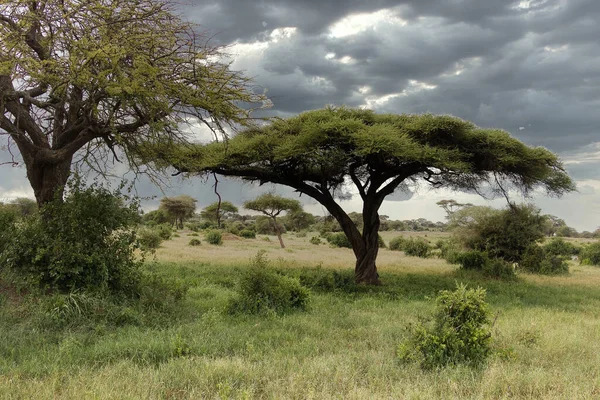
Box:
[378,234,386,249]
[187,232,199,237]
[521,244,569,275]
[388,236,406,251]
[228,251,310,315]
[327,232,352,248]
[185,222,203,232]
[239,229,256,239]
[137,228,163,250]
[155,223,173,240]
[0,205,18,253]
[0,182,142,294]
[438,240,462,264]
[543,238,580,257]
[188,238,201,246]
[309,236,321,245]
[580,242,600,266]
[204,230,223,245]
[404,238,431,258]
[456,251,488,270]
[398,284,492,369]
[295,231,308,238]
[482,258,517,280]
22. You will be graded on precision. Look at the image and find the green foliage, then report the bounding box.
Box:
[200,201,238,225]
[0,205,18,254]
[456,251,488,270]
[378,234,386,248]
[437,239,463,264]
[142,209,170,226]
[228,251,311,315]
[155,223,173,240]
[255,216,286,235]
[239,229,256,239]
[309,236,322,245]
[403,238,431,258]
[244,194,301,218]
[137,228,163,251]
[188,239,201,246]
[482,258,517,280]
[204,230,223,245]
[0,182,142,294]
[327,233,352,248]
[580,242,600,266]
[398,284,492,369]
[159,196,197,229]
[389,236,407,251]
[452,204,548,263]
[543,238,580,256]
[520,245,569,275]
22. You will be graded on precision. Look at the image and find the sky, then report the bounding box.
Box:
[1,0,599,231]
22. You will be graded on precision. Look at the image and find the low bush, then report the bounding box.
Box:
[521,244,569,275]
[309,236,321,245]
[295,231,308,238]
[456,251,488,270]
[438,240,462,264]
[482,258,517,280]
[155,223,173,240]
[543,238,580,257]
[138,228,163,250]
[580,242,600,266]
[204,230,223,245]
[398,284,492,369]
[228,251,310,315]
[239,229,256,239]
[404,238,431,258]
[388,236,406,251]
[327,232,352,248]
[378,235,386,249]
[188,239,201,246]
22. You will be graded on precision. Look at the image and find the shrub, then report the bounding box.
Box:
[398,284,492,369]
[228,251,310,315]
[388,236,406,251]
[482,258,517,280]
[239,229,256,239]
[580,242,600,266]
[543,238,580,257]
[295,231,308,238]
[403,238,431,258]
[327,232,352,248]
[438,240,462,264]
[188,239,201,246]
[0,182,142,294]
[138,228,163,250]
[309,236,321,245]
[155,223,173,240]
[456,251,488,270]
[520,244,569,275]
[204,230,223,245]
[186,222,203,232]
[187,232,199,237]
[0,205,18,253]
[378,235,386,248]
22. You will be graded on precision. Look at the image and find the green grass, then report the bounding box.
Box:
[2,259,600,399]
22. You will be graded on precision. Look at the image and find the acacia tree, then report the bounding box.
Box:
[244,193,301,248]
[155,107,574,284]
[159,195,196,229]
[200,200,238,228]
[0,0,264,207]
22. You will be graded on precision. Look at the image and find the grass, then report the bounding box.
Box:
[1,231,600,399]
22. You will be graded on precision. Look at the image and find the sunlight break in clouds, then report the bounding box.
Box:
[328,8,407,38]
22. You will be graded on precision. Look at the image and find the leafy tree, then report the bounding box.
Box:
[158,107,574,284]
[141,209,170,226]
[0,0,264,207]
[159,195,196,229]
[436,199,473,220]
[244,194,301,248]
[200,201,238,228]
[8,197,38,217]
[281,210,316,231]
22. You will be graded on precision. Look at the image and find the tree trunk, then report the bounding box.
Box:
[272,217,285,248]
[24,156,73,207]
[354,216,382,285]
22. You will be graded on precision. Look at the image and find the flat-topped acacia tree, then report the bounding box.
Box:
[244,193,301,249]
[155,107,574,284]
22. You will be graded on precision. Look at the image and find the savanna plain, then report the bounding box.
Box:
[1,231,600,399]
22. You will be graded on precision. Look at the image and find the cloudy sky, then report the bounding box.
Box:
[1,0,599,231]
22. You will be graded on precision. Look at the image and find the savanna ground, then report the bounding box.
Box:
[1,231,600,399]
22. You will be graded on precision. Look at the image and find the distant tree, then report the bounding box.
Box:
[200,201,238,228]
[0,0,265,207]
[159,195,197,229]
[542,214,567,236]
[436,199,473,220]
[244,194,301,248]
[157,107,574,284]
[555,225,579,238]
[9,198,38,217]
[141,209,170,226]
[281,210,316,231]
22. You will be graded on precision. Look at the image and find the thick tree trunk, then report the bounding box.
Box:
[354,214,382,285]
[24,156,73,207]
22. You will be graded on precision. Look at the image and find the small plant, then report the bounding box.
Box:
[388,236,406,251]
[204,230,223,245]
[580,242,600,266]
[309,236,321,245]
[403,238,431,258]
[138,228,163,250]
[188,238,201,246]
[398,284,492,369]
[239,229,256,239]
[187,232,199,237]
[327,232,352,248]
[295,231,308,238]
[228,251,311,315]
[262,236,271,242]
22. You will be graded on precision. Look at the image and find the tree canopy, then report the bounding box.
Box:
[159,195,196,229]
[0,0,265,206]
[155,107,575,284]
[200,201,238,228]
